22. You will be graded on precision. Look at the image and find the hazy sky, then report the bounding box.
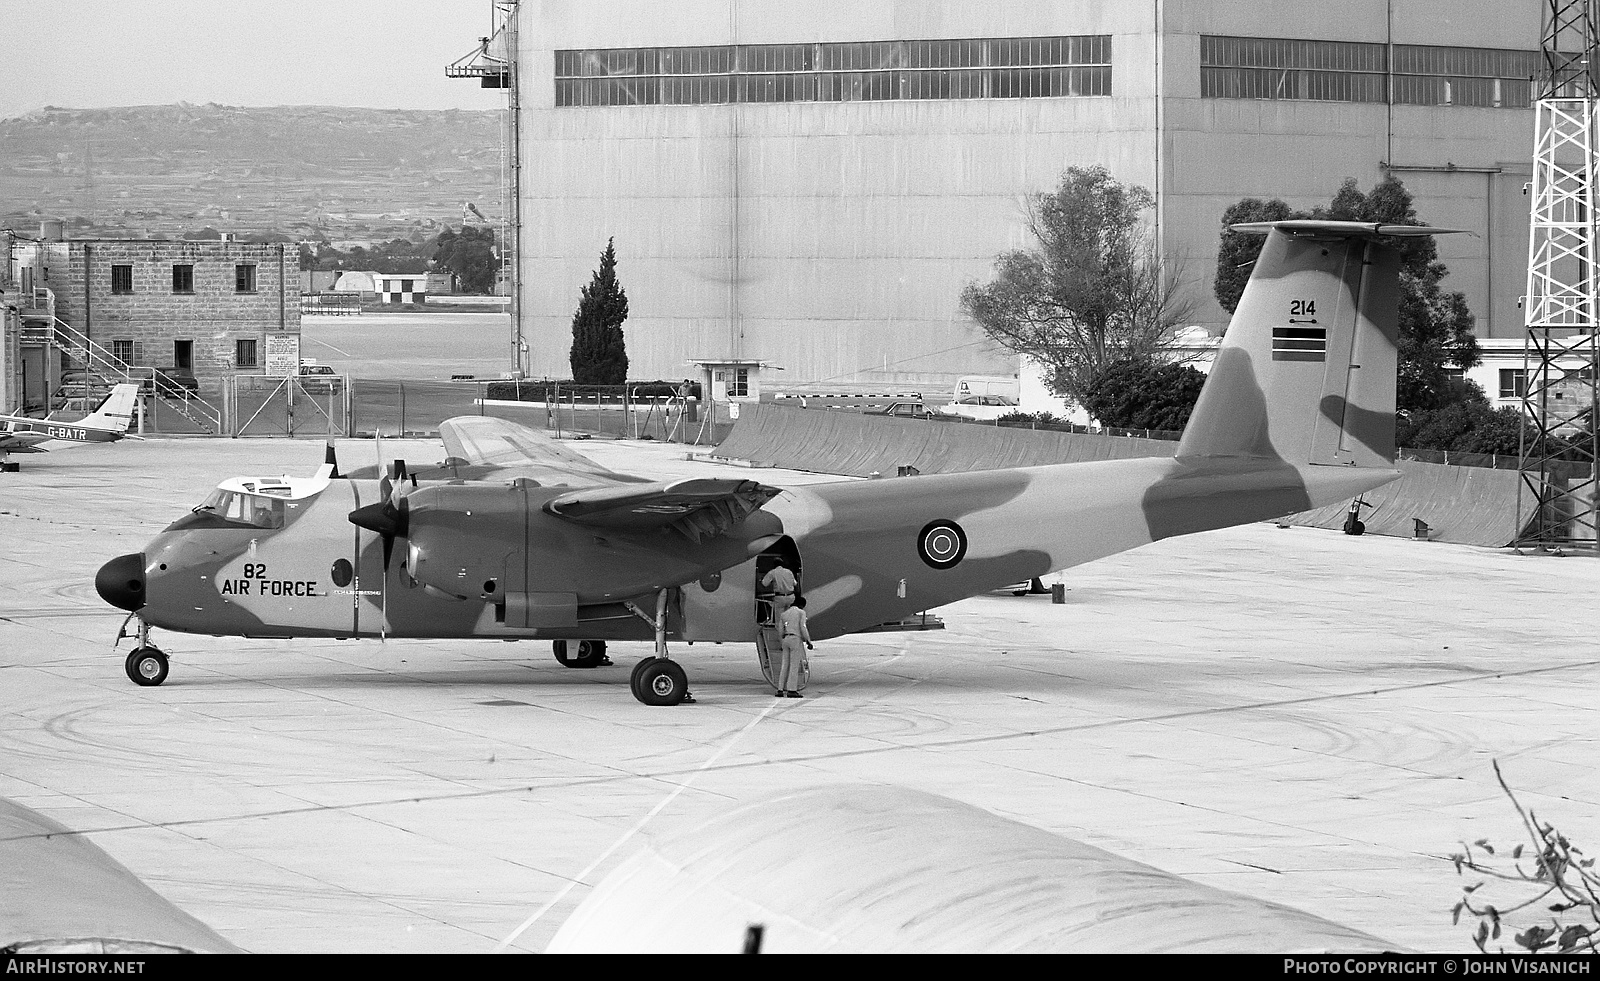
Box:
[4,0,505,119]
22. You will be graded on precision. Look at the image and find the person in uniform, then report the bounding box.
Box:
[761,561,798,621]
[778,596,813,698]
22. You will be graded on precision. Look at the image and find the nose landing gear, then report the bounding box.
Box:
[118,617,169,687]
[125,646,169,686]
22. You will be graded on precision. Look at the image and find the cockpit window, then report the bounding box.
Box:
[191,489,286,529]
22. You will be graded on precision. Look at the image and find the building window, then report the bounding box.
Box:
[111,339,134,364]
[235,264,257,293]
[172,264,194,294]
[236,338,259,368]
[729,367,749,398]
[1500,368,1528,399]
[110,264,133,294]
[1201,36,1536,109]
[555,35,1113,107]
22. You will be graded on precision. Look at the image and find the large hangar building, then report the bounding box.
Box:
[513,0,1535,390]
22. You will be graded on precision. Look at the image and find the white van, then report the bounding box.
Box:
[936,375,1020,420]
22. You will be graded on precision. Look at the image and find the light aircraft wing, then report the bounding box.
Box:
[545,478,781,543]
[0,430,53,453]
[435,416,647,485]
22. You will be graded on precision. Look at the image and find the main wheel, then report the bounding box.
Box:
[1347,519,1366,536]
[125,647,168,687]
[629,657,655,701]
[554,640,611,669]
[633,659,689,706]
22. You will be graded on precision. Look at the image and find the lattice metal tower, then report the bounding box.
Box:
[1519,0,1600,551]
[447,1,524,376]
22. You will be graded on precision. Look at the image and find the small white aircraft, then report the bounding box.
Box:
[0,383,141,469]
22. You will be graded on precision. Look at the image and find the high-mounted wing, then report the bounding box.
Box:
[435,416,647,485]
[0,430,52,453]
[545,478,781,543]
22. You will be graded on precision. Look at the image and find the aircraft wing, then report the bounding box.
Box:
[545,478,781,543]
[435,416,647,485]
[0,431,52,453]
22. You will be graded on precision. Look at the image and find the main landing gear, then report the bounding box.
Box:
[552,639,611,669]
[628,589,694,706]
[121,618,169,687]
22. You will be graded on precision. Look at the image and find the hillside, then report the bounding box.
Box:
[0,103,503,244]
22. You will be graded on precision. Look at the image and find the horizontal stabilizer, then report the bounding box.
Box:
[438,416,645,485]
[546,478,780,542]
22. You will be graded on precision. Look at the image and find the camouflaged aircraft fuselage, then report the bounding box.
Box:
[97,221,1454,673]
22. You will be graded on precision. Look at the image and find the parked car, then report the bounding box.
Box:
[866,400,932,419]
[934,396,1017,421]
[298,362,337,376]
[53,369,114,401]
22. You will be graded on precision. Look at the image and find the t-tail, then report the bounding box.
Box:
[79,383,141,434]
[1176,221,1461,469]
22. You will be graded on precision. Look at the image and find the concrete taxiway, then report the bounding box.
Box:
[1,434,1596,953]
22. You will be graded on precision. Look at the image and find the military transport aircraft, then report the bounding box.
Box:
[95,221,1452,705]
[0,383,140,469]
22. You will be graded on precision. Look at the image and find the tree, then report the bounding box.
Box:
[1213,176,1480,414]
[1450,761,1599,954]
[960,165,1193,409]
[431,225,498,294]
[569,238,629,385]
[1213,198,1296,314]
[1081,357,1207,432]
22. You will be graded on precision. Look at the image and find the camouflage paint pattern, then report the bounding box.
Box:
[101,223,1442,658]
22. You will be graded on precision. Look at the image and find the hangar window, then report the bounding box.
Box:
[172,263,194,294]
[1202,36,1537,110]
[112,339,135,364]
[110,264,133,294]
[556,35,1112,107]
[236,264,257,293]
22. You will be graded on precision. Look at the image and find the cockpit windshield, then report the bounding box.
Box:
[190,489,287,530]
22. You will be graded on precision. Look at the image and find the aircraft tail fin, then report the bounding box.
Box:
[79,384,140,434]
[1175,221,1461,468]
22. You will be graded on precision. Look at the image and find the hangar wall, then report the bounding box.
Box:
[517,0,1537,386]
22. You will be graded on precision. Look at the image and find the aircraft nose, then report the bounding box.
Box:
[95,553,146,612]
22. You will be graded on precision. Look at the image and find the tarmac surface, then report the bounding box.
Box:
[1,433,1596,953]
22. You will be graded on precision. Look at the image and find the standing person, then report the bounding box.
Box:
[778,596,813,698]
[761,561,798,620]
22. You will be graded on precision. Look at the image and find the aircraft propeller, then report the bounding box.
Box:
[346,456,414,638]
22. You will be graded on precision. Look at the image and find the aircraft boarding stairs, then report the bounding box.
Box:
[18,289,222,433]
[754,602,809,694]
[753,551,808,694]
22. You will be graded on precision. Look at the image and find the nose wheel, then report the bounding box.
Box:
[125,647,169,687]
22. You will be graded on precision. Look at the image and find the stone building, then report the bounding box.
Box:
[3,227,300,412]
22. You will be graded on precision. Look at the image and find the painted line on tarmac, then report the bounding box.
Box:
[493,697,787,952]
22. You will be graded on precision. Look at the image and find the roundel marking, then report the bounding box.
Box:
[917,519,968,570]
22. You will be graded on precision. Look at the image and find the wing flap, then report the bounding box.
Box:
[545,478,781,543]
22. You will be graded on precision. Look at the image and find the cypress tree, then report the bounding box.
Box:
[569,238,630,385]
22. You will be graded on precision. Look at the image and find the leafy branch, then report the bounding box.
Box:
[1449,760,1598,954]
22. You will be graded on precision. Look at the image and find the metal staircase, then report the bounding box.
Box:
[18,288,223,433]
